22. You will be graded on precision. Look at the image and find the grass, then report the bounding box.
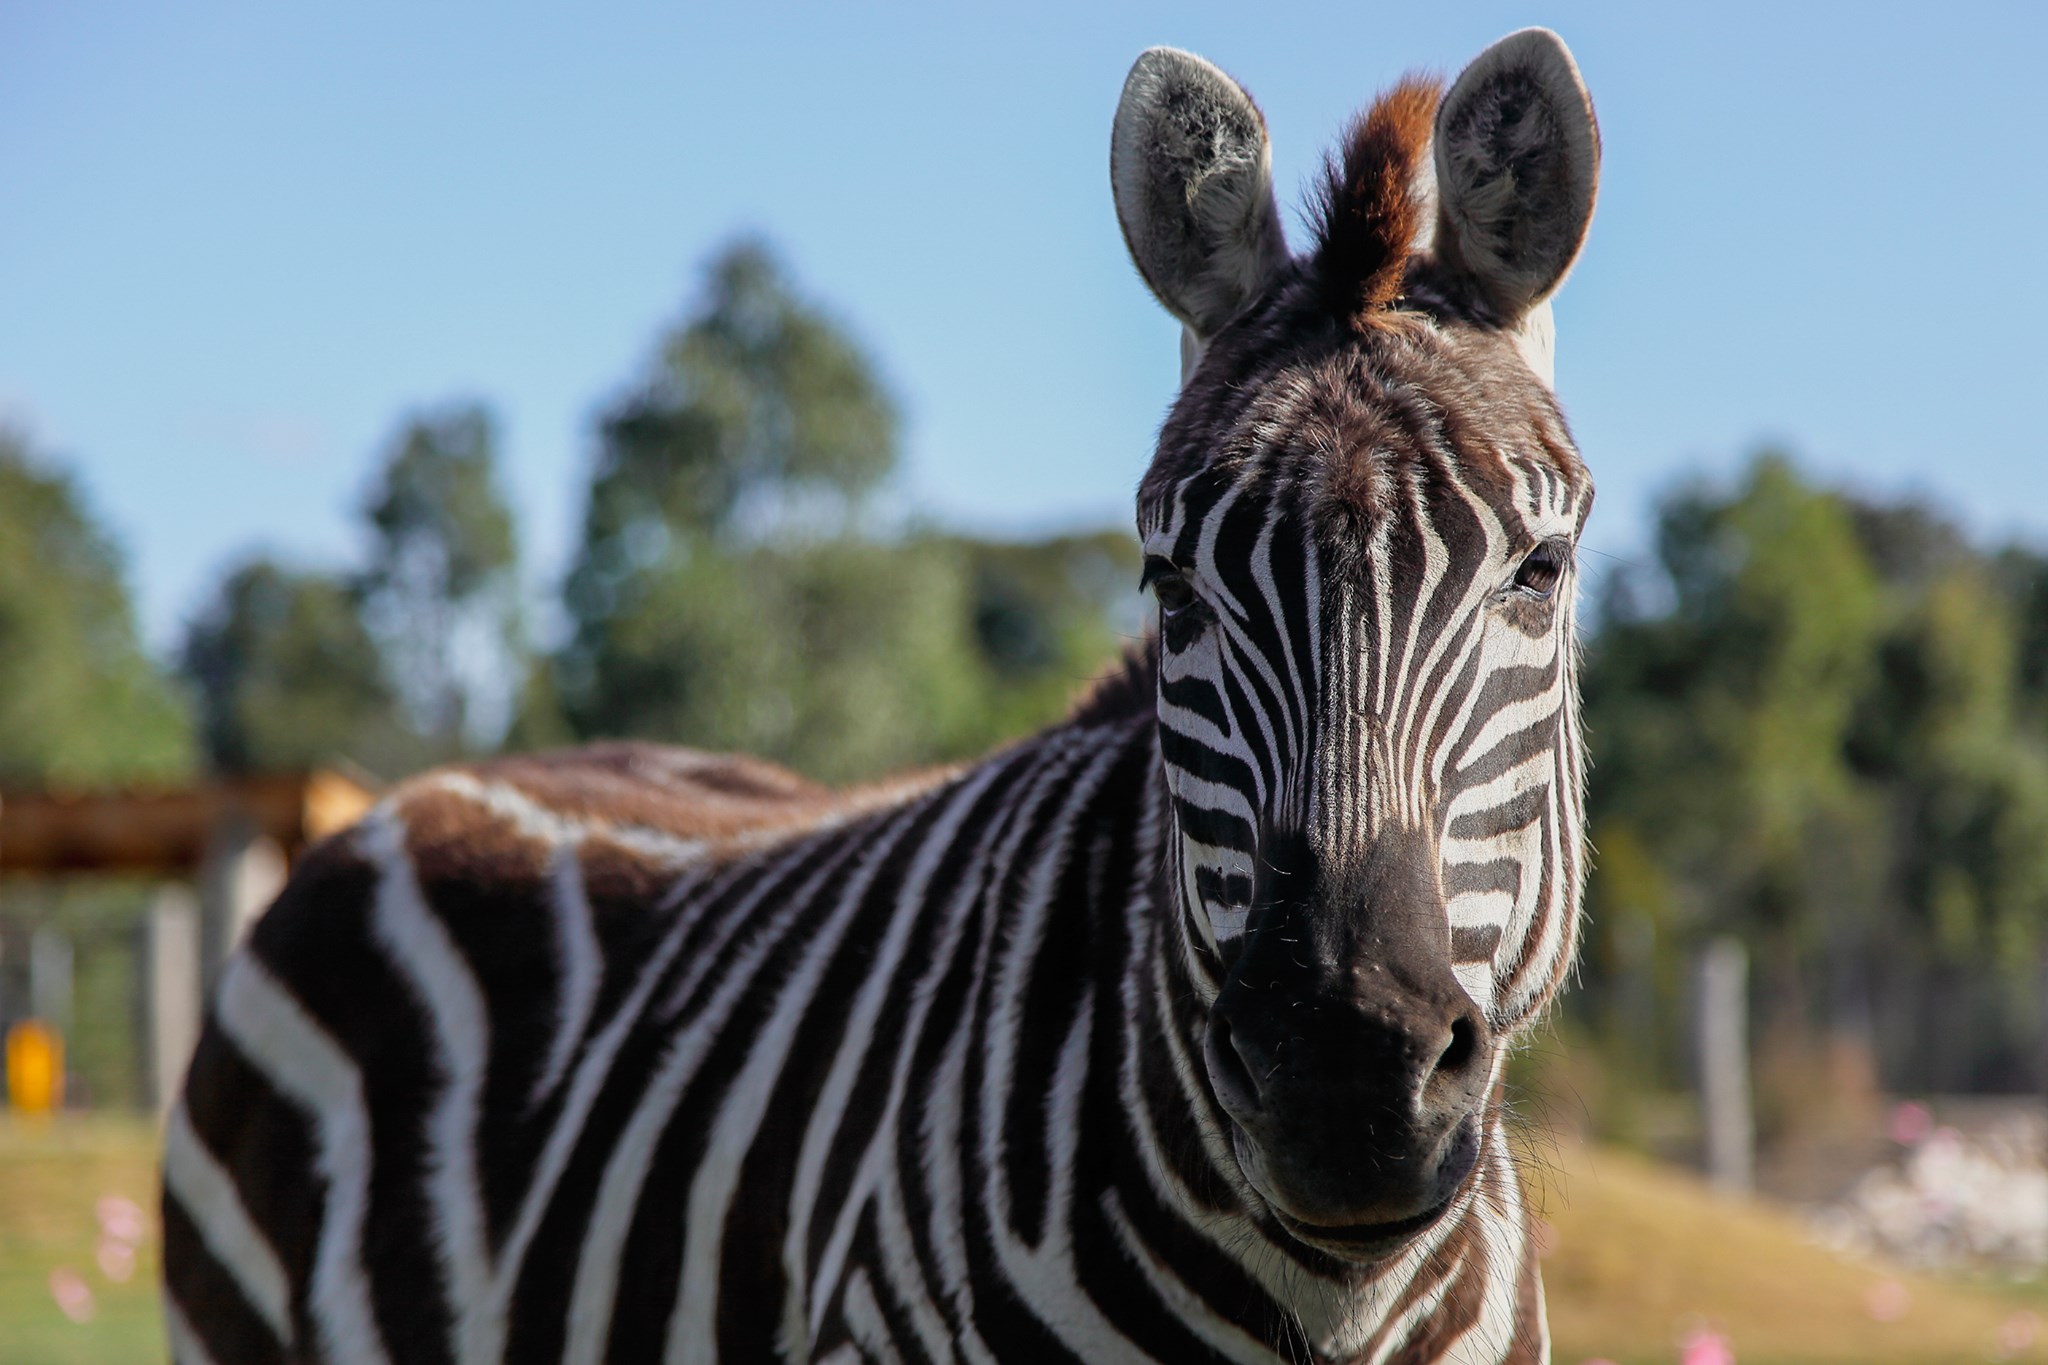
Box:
[0,1116,164,1365]
[1536,1137,2046,1364]
[0,1114,2040,1364]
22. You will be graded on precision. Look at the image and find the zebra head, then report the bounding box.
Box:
[1113,30,1599,1259]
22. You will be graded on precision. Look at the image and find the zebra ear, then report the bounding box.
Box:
[1434,29,1600,330]
[1112,48,1290,351]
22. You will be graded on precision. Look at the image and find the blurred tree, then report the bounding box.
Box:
[946,529,1144,740]
[564,238,893,594]
[181,558,419,776]
[1577,452,2048,1101]
[359,402,522,755]
[552,238,1140,781]
[585,539,981,779]
[1996,545,2048,713]
[502,664,575,754]
[0,430,192,786]
[1589,454,1883,947]
[556,238,908,768]
[1844,542,2048,1087]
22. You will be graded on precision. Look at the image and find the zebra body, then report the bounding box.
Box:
[167,28,1603,1365]
[167,727,1536,1365]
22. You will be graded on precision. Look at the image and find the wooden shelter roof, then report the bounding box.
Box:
[0,770,378,876]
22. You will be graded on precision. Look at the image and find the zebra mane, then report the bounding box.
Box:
[1064,638,1158,728]
[1310,75,1443,332]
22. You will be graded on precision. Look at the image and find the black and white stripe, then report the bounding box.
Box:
[165,693,1553,1362]
[1144,438,1588,1031]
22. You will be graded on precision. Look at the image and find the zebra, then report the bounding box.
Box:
[163,26,1600,1365]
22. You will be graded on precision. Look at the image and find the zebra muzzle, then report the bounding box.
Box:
[1201,863,1495,1248]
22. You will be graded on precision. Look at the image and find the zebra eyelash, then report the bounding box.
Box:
[1508,538,1572,601]
[1142,555,1203,622]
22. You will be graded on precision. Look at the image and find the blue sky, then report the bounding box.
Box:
[3,2,2043,650]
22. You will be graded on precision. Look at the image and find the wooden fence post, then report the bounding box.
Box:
[1697,935,1754,1196]
[198,813,286,999]
[143,886,202,1113]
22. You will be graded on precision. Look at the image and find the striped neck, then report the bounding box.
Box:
[1039,672,1538,1362]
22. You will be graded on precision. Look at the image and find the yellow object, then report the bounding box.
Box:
[6,1019,64,1114]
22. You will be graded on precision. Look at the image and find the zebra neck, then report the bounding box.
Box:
[1055,733,1541,1362]
[852,695,1538,1361]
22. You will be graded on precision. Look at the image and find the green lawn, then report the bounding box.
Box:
[1538,1139,2046,1365]
[0,1117,164,1365]
[0,1114,2040,1365]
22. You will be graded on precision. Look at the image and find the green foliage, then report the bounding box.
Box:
[567,538,971,780]
[563,239,895,627]
[1591,455,1882,914]
[179,400,526,779]
[1578,452,2048,1095]
[180,559,418,776]
[554,239,1140,780]
[563,529,1141,782]
[947,530,1144,744]
[662,240,896,522]
[359,402,522,752]
[0,432,192,787]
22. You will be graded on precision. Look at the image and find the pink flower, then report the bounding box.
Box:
[1999,1311,2040,1358]
[1888,1101,1933,1146]
[1864,1278,1909,1322]
[48,1267,96,1323]
[1679,1327,1734,1365]
[96,1194,146,1245]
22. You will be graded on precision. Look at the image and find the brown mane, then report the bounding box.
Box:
[1310,76,1443,331]
[391,648,1162,869]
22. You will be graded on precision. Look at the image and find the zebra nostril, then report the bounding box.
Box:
[1438,1016,1477,1076]
[1205,1014,1263,1116]
[1424,1014,1492,1109]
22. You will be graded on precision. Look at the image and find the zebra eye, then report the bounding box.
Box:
[1152,573,1197,618]
[1512,540,1568,599]
[1142,555,1199,619]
